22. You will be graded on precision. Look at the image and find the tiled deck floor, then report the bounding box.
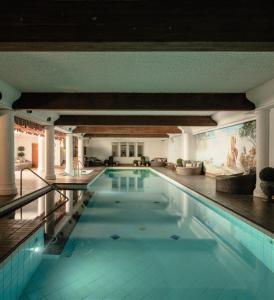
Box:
[49,166,105,185]
[0,171,48,209]
[153,167,274,235]
[0,167,105,209]
[0,219,43,263]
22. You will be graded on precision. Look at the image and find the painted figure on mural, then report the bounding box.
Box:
[240,146,256,172]
[196,120,256,176]
[226,136,238,169]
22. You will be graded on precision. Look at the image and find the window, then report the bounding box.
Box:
[112,143,118,157]
[113,142,144,157]
[120,143,127,157]
[128,143,135,157]
[137,143,144,157]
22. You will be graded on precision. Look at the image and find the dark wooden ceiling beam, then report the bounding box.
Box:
[85,134,169,138]
[1,42,274,52]
[55,115,217,126]
[0,1,273,51]
[74,126,182,134]
[13,93,255,111]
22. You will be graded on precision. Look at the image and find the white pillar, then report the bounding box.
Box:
[0,110,17,195]
[45,125,56,180]
[167,135,174,163]
[78,137,84,166]
[37,135,45,174]
[37,195,45,216]
[254,109,270,198]
[182,132,193,161]
[118,142,121,158]
[65,190,74,215]
[65,133,73,175]
[270,108,274,167]
[45,191,55,236]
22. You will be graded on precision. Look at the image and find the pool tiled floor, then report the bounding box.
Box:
[20,169,274,300]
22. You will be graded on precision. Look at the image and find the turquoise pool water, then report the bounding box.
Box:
[21,169,274,300]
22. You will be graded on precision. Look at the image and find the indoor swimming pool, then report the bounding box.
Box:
[19,168,274,300]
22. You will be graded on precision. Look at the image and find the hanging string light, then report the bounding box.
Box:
[14,117,65,142]
[14,116,45,136]
[54,130,66,142]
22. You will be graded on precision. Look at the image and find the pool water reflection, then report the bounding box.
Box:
[20,169,274,300]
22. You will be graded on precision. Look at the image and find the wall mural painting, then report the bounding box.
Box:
[196,120,256,176]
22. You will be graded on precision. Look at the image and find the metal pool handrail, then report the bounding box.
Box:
[76,160,84,176]
[19,167,69,202]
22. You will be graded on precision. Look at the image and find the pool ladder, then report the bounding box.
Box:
[19,167,70,237]
[76,160,84,177]
[19,167,68,200]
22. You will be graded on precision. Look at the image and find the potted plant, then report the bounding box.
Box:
[259,167,274,202]
[176,158,184,175]
[141,156,146,166]
[139,156,150,167]
[17,146,25,162]
[176,158,183,167]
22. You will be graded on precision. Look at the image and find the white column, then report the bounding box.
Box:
[270,108,274,167]
[37,135,45,174]
[182,131,193,160]
[167,135,174,163]
[118,142,121,158]
[0,110,17,195]
[45,191,55,236]
[254,109,270,198]
[65,133,73,175]
[37,195,45,216]
[45,125,56,180]
[77,137,84,166]
[65,190,74,215]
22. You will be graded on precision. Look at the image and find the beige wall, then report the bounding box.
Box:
[14,132,38,162]
[14,132,64,166]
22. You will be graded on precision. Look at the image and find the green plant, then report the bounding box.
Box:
[239,121,256,146]
[260,167,274,182]
[133,160,139,165]
[141,156,146,164]
[18,146,25,152]
[17,146,25,160]
[176,158,183,166]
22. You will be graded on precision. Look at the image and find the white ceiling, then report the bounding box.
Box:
[0,52,274,93]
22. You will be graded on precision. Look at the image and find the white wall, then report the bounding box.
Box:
[167,135,182,163]
[84,137,167,164]
[164,133,196,164]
